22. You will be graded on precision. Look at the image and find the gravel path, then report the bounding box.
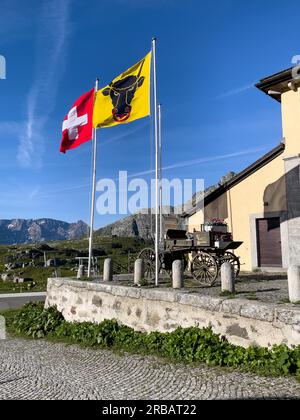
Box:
[0,337,299,400]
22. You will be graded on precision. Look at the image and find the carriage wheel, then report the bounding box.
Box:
[191,252,218,286]
[221,251,240,278]
[138,248,161,280]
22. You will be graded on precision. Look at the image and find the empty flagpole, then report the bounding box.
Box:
[152,37,159,287]
[158,103,163,243]
[88,78,99,278]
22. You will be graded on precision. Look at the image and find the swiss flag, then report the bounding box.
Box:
[60,88,94,153]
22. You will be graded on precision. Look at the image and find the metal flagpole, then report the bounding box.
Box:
[88,78,99,278]
[158,103,163,243]
[152,37,159,287]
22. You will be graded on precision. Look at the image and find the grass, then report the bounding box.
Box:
[0,308,19,334]
[0,237,150,294]
[245,292,258,301]
[220,290,236,298]
[0,267,74,294]
[280,298,300,305]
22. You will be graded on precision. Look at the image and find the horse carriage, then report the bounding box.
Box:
[138,217,243,286]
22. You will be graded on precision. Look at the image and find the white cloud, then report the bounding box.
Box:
[17,0,72,168]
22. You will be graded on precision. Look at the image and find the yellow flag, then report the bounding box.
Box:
[93,52,151,128]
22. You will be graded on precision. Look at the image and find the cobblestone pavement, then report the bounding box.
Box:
[0,338,299,400]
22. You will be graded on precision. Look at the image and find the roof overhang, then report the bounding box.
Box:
[256,66,300,102]
[184,142,285,218]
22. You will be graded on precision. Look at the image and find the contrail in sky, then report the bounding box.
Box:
[38,145,269,197]
[124,146,269,179]
[215,83,255,100]
[17,0,72,168]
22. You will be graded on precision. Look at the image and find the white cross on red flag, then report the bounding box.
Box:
[60,88,94,153]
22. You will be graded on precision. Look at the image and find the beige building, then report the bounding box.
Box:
[186,67,300,272]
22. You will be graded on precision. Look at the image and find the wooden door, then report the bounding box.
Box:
[256,217,282,267]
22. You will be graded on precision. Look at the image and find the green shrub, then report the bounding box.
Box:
[7,303,300,378]
[12,302,64,338]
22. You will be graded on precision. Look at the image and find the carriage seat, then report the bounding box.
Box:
[166,229,188,239]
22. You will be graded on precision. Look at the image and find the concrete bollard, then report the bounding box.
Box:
[172,260,184,289]
[288,265,300,303]
[221,262,235,293]
[77,265,85,279]
[103,258,113,282]
[134,259,144,285]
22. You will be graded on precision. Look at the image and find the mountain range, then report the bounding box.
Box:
[0,219,88,245]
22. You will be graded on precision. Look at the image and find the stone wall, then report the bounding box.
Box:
[46,278,300,348]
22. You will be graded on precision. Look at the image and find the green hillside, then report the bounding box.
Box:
[0,236,151,294]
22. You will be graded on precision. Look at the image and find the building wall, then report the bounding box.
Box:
[281,88,300,266]
[189,155,287,271]
[188,194,228,232]
[225,155,287,270]
[281,88,300,158]
[188,86,300,271]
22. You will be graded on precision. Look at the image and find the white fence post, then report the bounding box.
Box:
[172,260,184,289]
[221,262,235,293]
[103,258,113,282]
[134,259,144,285]
[288,265,300,303]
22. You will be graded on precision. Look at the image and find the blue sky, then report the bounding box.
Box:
[0,0,298,228]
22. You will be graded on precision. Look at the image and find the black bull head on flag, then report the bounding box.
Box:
[102,58,146,122]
